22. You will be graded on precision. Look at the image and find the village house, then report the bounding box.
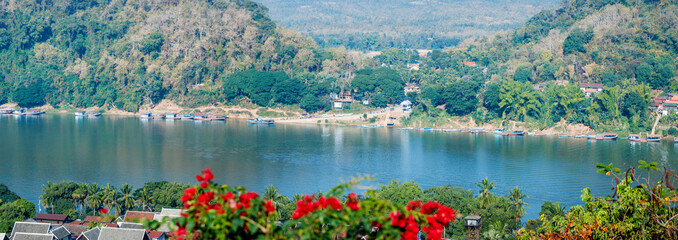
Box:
[50,226,71,240]
[98,228,150,240]
[407,63,420,71]
[75,227,100,240]
[34,213,69,224]
[331,90,354,109]
[10,222,51,239]
[153,208,184,232]
[11,233,53,240]
[0,233,7,240]
[463,61,478,67]
[122,211,158,222]
[147,231,167,240]
[404,83,420,93]
[400,100,413,111]
[579,83,604,97]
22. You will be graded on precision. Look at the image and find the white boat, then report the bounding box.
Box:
[75,111,87,117]
[87,112,101,117]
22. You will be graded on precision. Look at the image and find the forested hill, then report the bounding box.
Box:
[0,0,360,111]
[388,0,678,132]
[255,0,559,50]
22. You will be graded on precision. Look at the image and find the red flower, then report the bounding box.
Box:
[196,175,204,182]
[197,192,215,205]
[406,200,422,211]
[326,197,343,210]
[420,201,440,214]
[202,168,214,182]
[389,212,406,228]
[200,182,209,188]
[99,208,108,215]
[173,227,187,236]
[264,200,276,214]
[221,192,234,201]
[346,193,360,211]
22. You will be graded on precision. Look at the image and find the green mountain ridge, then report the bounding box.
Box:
[255,0,559,50]
[0,0,359,112]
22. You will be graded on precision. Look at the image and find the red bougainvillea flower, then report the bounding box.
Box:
[264,200,276,214]
[420,201,440,214]
[202,168,214,182]
[200,182,209,189]
[406,200,422,211]
[346,193,360,211]
[99,208,108,215]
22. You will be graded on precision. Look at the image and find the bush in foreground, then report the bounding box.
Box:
[160,169,457,240]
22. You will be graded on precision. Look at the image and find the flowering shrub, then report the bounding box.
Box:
[166,168,458,239]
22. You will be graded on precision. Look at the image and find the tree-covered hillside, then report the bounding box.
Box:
[0,0,362,111]
[256,0,558,50]
[377,0,678,132]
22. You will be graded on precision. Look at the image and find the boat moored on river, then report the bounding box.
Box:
[194,115,211,121]
[248,118,275,124]
[165,114,180,120]
[211,115,228,121]
[12,109,26,115]
[508,129,525,136]
[75,111,87,117]
[588,132,618,140]
[140,113,152,119]
[493,128,506,135]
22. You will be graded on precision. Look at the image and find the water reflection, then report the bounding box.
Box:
[1,114,677,219]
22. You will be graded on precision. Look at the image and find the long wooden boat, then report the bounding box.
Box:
[211,115,228,121]
[469,128,485,134]
[87,112,101,117]
[75,111,87,117]
[25,109,44,115]
[194,115,211,121]
[0,108,14,114]
[493,128,506,135]
[152,114,165,119]
[588,132,618,140]
[508,129,525,136]
[12,109,26,115]
[628,134,642,142]
[181,114,194,120]
[248,118,275,124]
[140,113,152,119]
[647,134,661,142]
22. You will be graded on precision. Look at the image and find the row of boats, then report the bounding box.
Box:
[0,108,45,115]
[137,113,275,124]
[139,113,228,121]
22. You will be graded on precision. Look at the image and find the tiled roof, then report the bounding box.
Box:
[34,213,68,222]
[118,222,144,229]
[11,233,53,240]
[147,231,166,239]
[159,208,183,216]
[50,226,70,239]
[63,224,89,236]
[10,222,50,239]
[98,227,149,240]
[579,83,604,88]
[77,227,100,240]
[123,211,157,222]
[83,216,114,223]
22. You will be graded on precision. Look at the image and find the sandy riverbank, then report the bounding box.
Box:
[2,100,596,135]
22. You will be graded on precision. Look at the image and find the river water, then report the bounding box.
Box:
[1,114,676,219]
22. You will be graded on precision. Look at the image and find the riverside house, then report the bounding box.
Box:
[34,213,69,224]
[579,83,604,97]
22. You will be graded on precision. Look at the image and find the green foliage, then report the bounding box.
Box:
[300,94,329,113]
[12,81,46,108]
[668,127,678,136]
[352,68,405,105]
[376,180,424,207]
[563,28,594,54]
[513,64,534,82]
[521,162,678,239]
[139,33,164,55]
[0,184,20,205]
[0,199,35,234]
[444,81,479,116]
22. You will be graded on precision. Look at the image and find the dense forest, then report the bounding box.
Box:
[378,0,678,133]
[256,0,558,50]
[1,0,677,134]
[0,0,363,112]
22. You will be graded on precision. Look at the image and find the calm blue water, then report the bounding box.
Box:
[1,114,677,219]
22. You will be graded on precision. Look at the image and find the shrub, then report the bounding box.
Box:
[668,127,678,136]
[158,169,458,240]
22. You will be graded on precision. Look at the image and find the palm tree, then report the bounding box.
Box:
[101,184,118,214]
[85,184,102,215]
[134,188,154,212]
[40,181,56,213]
[475,178,495,209]
[263,185,289,220]
[508,187,529,223]
[72,183,89,214]
[117,184,136,214]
